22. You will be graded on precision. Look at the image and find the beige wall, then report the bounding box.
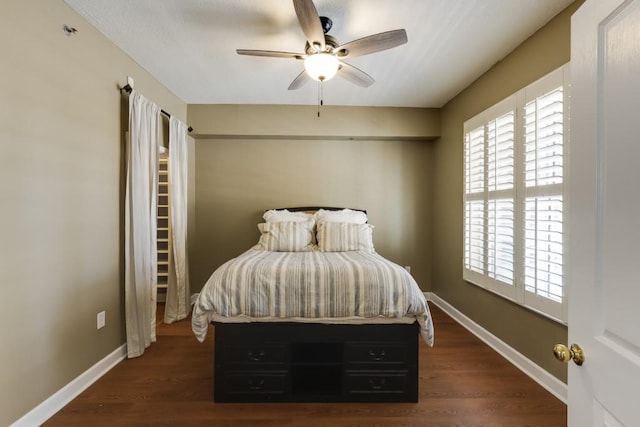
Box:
[0,1,186,425]
[189,104,439,293]
[432,0,585,383]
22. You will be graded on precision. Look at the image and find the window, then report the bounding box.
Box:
[463,65,568,323]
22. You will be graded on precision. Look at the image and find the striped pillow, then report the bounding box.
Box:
[314,208,368,224]
[257,220,315,252]
[316,222,375,252]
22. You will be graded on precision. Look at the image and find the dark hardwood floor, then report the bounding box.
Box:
[45,304,566,426]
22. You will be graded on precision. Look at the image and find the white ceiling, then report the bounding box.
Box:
[63,0,573,108]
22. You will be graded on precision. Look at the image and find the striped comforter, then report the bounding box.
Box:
[191,248,434,346]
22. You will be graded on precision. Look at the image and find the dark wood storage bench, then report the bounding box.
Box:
[213,322,419,403]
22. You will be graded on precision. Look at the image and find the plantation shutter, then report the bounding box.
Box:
[487,112,515,285]
[522,84,565,318]
[464,126,485,274]
[463,97,516,298]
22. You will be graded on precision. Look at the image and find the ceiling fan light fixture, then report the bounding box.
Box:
[304,53,339,82]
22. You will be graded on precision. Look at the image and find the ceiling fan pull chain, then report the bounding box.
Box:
[317,81,321,117]
[316,81,325,118]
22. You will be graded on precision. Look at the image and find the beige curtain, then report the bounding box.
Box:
[125,90,160,358]
[164,117,191,323]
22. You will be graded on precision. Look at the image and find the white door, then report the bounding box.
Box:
[568,0,640,425]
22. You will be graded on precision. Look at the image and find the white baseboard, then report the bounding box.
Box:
[425,292,567,404]
[11,344,127,427]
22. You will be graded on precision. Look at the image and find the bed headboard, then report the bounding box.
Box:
[269,206,367,215]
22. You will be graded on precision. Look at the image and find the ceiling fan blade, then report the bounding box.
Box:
[337,62,375,88]
[237,49,305,59]
[293,0,325,51]
[335,29,407,58]
[288,70,312,90]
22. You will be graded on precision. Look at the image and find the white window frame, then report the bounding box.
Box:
[462,64,569,324]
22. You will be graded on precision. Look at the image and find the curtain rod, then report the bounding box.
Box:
[121,84,193,133]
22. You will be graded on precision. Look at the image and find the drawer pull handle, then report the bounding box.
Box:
[368,350,386,361]
[247,350,265,361]
[248,379,265,390]
[368,378,386,390]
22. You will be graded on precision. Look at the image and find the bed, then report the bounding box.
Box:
[191,207,434,403]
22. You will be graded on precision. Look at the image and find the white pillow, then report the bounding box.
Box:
[314,208,367,224]
[257,220,315,252]
[316,222,375,252]
[263,209,314,223]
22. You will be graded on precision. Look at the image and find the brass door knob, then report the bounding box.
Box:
[553,343,584,366]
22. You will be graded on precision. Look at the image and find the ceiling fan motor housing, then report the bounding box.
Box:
[320,16,332,33]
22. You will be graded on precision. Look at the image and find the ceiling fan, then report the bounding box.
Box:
[237,0,408,90]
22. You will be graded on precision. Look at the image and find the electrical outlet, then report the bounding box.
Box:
[97,311,106,330]
[404,266,411,274]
